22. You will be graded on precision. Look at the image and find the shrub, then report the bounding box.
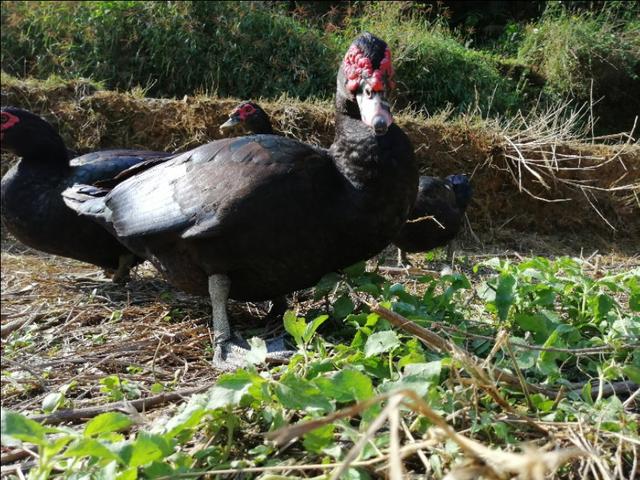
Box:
[1,1,337,99]
[517,3,640,133]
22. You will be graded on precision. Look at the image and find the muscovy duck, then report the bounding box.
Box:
[62,32,418,369]
[219,101,473,267]
[394,174,473,265]
[220,102,274,135]
[0,107,171,281]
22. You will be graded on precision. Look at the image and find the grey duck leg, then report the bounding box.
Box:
[209,274,292,370]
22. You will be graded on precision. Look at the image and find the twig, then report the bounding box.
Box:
[370,303,558,397]
[29,384,212,425]
[1,305,44,339]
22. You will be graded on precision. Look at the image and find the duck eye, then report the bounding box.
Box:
[1,113,8,124]
[364,85,373,98]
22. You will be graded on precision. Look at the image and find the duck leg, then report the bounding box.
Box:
[112,253,137,284]
[397,248,412,268]
[209,275,292,370]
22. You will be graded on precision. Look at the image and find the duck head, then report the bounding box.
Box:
[337,32,395,136]
[1,107,68,164]
[220,101,273,135]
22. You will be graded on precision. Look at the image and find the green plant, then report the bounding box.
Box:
[2,257,637,477]
[517,3,640,133]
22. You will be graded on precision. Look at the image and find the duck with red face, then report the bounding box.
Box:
[219,102,274,136]
[1,107,171,281]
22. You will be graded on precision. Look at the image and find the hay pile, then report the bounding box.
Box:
[1,76,638,244]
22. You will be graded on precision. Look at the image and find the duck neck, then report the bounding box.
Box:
[16,132,70,173]
[331,95,383,190]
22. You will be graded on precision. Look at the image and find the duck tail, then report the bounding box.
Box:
[62,184,114,230]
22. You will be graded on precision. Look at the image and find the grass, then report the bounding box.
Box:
[0,1,531,118]
[3,1,638,132]
[517,3,640,135]
[1,237,638,479]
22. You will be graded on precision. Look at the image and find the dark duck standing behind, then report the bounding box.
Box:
[63,33,418,368]
[0,107,169,281]
[394,174,473,265]
[219,102,274,135]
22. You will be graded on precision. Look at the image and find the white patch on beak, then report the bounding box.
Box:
[356,91,393,135]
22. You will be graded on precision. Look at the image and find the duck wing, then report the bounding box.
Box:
[103,135,330,240]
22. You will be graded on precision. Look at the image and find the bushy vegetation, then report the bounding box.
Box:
[2,1,638,131]
[1,1,527,117]
[0,1,337,100]
[518,2,640,133]
[2,256,638,478]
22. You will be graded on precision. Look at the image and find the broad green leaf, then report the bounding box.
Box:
[116,466,138,480]
[342,261,366,277]
[364,330,400,357]
[162,394,208,438]
[514,313,550,336]
[121,432,173,468]
[313,272,341,299]
[623,365,640,384]
[495,273,516,321]
[314,370,374,403]
[1,409,48,446]
[245,337,267,365]
[64,438,121,462]
[302,423,334,453]
[207,370,260,410]
[403,361,441,383]
[283,311,306,347]
[303,314,329,343]
[332,294,355,319]
[42,392,65,413]
[629,293,640,312]
[85,412,132,437]
[274,376,332,413]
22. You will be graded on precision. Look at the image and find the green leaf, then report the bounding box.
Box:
[314,272,341,299]
[343,261,366,278]
[85,412,133,437]
[42,392,65,413]
[207,370,260,410]
[121,432,173,468]
[403,361,441,383]
[274,376,332,413]
[302,423,334,453]
[64,438,121,462]
[303,314,329,343]
[245,337,267,365]
[364,330,400,357]
[162,394,207,439]
[332,294,355,319]
[116,466,138,480]
[283,311,306,347]
[495,273,516,321]
[581,382,593,404]
[623,365,640,384]
[315,369,374,403]
[1,409,48,446]
[514,313,551,336]
[629,293,640,312]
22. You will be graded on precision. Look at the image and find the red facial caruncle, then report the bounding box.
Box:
[235,103,257,121]
[343,45,395,93]
[1,111,20,140]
